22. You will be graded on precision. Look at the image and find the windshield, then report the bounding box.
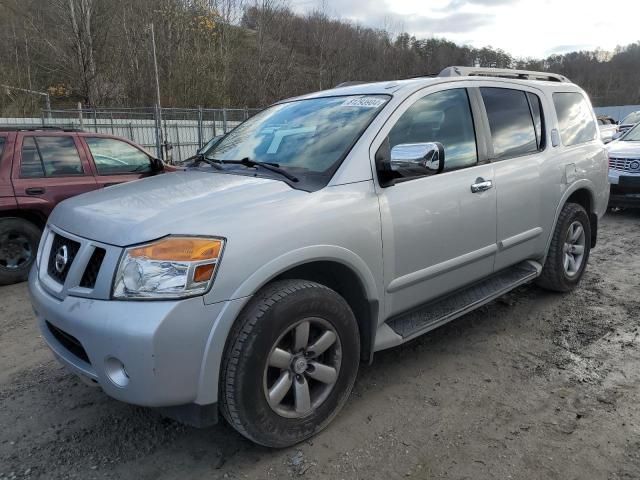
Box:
[621,122,640,141]
[205,95,389,180]
[621,111,640,125]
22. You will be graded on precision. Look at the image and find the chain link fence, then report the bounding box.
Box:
[0,105,262,163]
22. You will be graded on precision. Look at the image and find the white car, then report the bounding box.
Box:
[607,123,640,207]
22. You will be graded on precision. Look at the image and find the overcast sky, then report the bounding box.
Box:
[290,0,639,58]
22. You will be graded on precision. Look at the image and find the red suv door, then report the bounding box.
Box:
[11,132,99,218]
[79,136,156,188]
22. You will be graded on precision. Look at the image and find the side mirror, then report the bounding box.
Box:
[390,142,445,177]
[150,156,164,172]
[612,131,623,141]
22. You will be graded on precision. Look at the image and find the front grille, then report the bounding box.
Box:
[46,321,91,365]
[80,248,105,288]
[47,234,81,284]
[609,157,640,173]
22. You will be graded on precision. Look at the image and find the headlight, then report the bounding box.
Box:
[113,236,224,299]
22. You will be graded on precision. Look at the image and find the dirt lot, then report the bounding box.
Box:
[1,211,639,480]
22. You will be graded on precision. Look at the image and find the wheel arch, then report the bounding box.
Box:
[196,247,381,406]
[0,209,46,230]
[545,183,598,259]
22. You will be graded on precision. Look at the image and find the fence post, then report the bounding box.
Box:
[154,104,162,160]
[128,122,134,140]
[41,109,46,127]
[110,112,115,134]
[197,106,203,149]
[244,106,249,120]
[174,123,181,162]
[212,110,217,137]
[93,108,98,133]
[77,102,84,130]
[222,108,228,134]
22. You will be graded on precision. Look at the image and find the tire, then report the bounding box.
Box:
[0,217,42,286]
[220,280,360,448]
[536,203,591,292]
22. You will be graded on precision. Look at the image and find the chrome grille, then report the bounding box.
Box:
[609,157,640,173]
[47,234,81,284]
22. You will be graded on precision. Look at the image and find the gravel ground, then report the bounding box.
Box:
[1,211,639,480]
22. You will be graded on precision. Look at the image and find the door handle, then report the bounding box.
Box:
[471,178,493,193]
[25,187,45,195]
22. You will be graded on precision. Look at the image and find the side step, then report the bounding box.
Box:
[387,261,540,341]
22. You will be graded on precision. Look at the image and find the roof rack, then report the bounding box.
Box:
[334,81,369,88]
[439,66,570,83]
[0,126,84,132]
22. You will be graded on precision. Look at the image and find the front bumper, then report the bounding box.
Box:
[608,169,640,207]
[29,267,228,408]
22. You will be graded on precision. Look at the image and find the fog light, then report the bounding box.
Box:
[105,357,130,387]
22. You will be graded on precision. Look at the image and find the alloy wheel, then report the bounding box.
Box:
[263,317,342,419]
[563,220,586,277]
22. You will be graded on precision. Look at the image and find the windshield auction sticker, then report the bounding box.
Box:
[341,97,386,108]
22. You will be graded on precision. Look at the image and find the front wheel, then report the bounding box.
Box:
[0,218,42,286]
[536,203,591,292]
[220,280,360,448]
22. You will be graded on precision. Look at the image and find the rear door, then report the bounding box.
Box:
[11,133,99,218]
[477,84,561,271]
[80,136,155,188]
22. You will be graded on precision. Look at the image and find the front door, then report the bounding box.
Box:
[374,86,498,318]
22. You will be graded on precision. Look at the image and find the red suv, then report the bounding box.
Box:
[0,127,167,285]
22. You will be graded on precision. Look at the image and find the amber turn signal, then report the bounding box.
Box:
[193,264,215,283]
[128,237,222,261]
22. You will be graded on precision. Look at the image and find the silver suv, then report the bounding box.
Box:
[29,67,609,447]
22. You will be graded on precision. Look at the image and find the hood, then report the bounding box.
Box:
[49,170,303,246]
[606,140,640,158]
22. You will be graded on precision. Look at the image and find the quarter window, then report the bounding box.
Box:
[388,88,478,173]
[553,92,597,146]
[481,88,539,160]
[20,136,84,178]
[85,137,152,175]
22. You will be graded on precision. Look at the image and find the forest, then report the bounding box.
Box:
[1,0,640,114]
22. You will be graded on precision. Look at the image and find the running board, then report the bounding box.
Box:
[387,261,541,341]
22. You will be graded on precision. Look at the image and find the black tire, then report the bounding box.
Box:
[536,203,591,292]
[0,217,42,286]
[220,280,360,448]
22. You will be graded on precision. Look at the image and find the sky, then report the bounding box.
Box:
[289,0,640,58]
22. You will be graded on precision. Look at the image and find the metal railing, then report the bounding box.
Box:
[0,105,262,163]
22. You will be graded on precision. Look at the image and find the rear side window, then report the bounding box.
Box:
[20,136,84,178]
[480,88,538,160]
[553,92,597,146]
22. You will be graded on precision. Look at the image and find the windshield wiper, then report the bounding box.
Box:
[217,157,299,182]
[190,154,223,170]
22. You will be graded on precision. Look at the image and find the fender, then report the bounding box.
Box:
[542,179,596,263]
[195,245,381,405]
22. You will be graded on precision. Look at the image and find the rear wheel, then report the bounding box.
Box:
[536,203,591,292]
[220,280,360,448]
[0,218,42,286]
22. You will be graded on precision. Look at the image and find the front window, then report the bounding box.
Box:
[85,137,152,175]
[620,123,640,142]
[203,95,389,189]
[621,111,640,125]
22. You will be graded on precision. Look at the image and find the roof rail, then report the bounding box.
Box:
[0,126,84,132]
[334,81,369,88]
[439,66,570,83]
